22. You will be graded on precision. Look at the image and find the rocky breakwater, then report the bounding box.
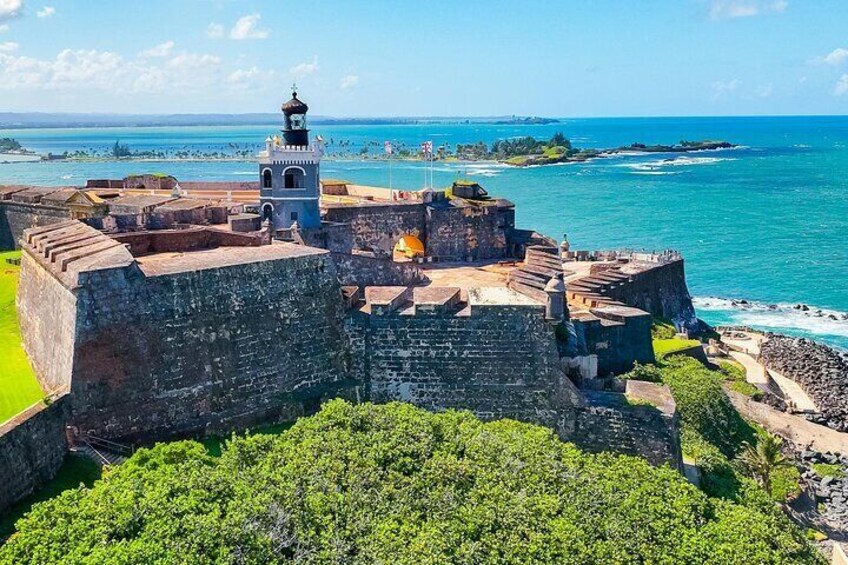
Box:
[760,335,848,431]
[800,449,848,534]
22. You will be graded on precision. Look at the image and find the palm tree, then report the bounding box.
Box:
[736,433,792,496]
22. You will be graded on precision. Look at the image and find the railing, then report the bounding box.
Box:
[84,433,134,457]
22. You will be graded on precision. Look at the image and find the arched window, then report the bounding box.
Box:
[283,167,305,189]
[262,203,274,221]
[262,169,272,189]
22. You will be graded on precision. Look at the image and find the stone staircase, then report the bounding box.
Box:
[506,245,563,303]
[567,266,631,309]
[69,433,133,467]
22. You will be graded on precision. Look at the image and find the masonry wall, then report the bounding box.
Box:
[425,203,514,260]
[330,252,426,287]
[347,304,582,428]
[17,251,77,393]
[0,202,70,250]
[323,203,426,255]
[0,395,69,514]
[575,314,655,375]
[566,391,682,469]
[602,260,699,334]
[67,252,350,441]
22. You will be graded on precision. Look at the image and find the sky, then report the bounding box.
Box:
[1,0,848,117]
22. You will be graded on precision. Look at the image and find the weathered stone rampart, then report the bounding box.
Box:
[0,201,70,250]
[69,246,349,441]
[570,258,698,334]
[571,306,655,375]
[330,251,426,287]
[346,286,583,429]
[0,394,69,514]
[323,202,426,255]
[425,200,514,260]
[18,223,351,441]
[17,248,77,393]
[322,196,515,261]
[568,381,682,470]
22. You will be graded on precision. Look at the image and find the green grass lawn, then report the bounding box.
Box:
[653,338,701,358]
[0,250,43,424]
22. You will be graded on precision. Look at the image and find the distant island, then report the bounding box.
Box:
[0,132,734,165]
[457,134,736,167]
[0,112,559,129]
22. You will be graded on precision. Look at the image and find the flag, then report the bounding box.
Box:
[384,141,393,155]
[421,140,433,155]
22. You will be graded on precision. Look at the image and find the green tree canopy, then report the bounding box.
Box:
[0,400,822,564]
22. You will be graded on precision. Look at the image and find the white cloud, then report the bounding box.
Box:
[0,40,16,51]
[36,6,55,18]
[138,40,175,58]
[290,55,318,77]
[0,24,8,32]
[229,13,268,40]
[166,52,220,69]
[712,78,740,99]
[340,74,359,89]
[0,0,22,21]
[834,75,848,96]
[0,46,224,95]
[206,23,224,39]
[709,0,787,20]
[227,66,259,83]
[756,83,774,98]
[820,48,848,67]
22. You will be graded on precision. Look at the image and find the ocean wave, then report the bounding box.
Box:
[694,296,848,339]
[618,156,736,171]
[629,171,681,176]
[466,168,501,177]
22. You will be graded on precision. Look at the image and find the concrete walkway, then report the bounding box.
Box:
[727,349,819,413]
[768,368,819,413]
[727,389,848,454]
[729,350,768,384]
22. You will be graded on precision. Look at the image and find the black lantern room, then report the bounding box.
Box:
[281,84,309,146]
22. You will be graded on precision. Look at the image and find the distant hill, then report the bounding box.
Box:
[0,113,559,129]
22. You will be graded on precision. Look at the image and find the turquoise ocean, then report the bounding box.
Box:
[1,117,846,349]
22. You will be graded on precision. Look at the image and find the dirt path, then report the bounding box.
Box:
[726,389,848,454]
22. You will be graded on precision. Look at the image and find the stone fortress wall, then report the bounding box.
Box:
[0,182,693,515]
[0,200,70,250]
[346,286,584,429]
[0,394,69,513]
[20,223,350,442]
[567,251,699,335]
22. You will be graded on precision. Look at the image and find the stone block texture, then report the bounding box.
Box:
[347,300,583,429]
[0,396,69,514]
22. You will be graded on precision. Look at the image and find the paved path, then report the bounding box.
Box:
[726,389,848,454]
[768,368,819,413]
[729,350,768,384]
[722,331,763,356]
[727,349,819,413]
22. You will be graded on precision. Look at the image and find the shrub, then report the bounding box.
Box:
[660,356,757,457]
[0,401,822,564]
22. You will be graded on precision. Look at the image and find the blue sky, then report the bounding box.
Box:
[1,0,848,116]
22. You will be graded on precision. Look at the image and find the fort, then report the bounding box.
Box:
[0,89,698,514]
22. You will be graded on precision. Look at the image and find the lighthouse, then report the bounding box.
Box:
[258,85,323,230]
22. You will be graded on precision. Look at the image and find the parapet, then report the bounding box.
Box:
[353,284,540,317]
[21,221,135,288]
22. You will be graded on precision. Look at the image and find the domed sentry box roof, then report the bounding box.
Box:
[282,91,308,115]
